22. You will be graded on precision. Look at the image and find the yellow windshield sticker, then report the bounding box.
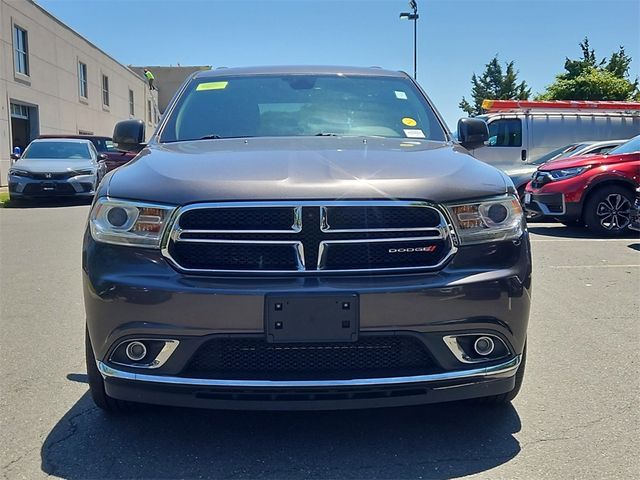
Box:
[402,117,417,127]
[196,81,229,91]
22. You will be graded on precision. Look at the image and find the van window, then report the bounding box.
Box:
[487,119,522,147]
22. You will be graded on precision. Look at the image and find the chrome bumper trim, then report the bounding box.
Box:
[97,355,520,388]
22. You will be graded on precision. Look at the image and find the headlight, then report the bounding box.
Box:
[74,168,95,176]
[89,198,176,248]
[8,168,31,177]
[445,195,524,245]
[547,166,590,180]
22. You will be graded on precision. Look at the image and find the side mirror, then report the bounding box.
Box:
[10,153,20,161]
[98,153,108,161]
[113,119,145,152]
[457,117,489,150]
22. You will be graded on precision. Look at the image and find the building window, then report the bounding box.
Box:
[78,61,88,99]
[10,103,29,119]
[13,25,29,76]
[102,74,110,106]
[129,89,135,116]
[148,100,152,124]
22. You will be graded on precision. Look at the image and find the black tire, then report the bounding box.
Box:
[85,328,140,413]
[477,344,526,405]
[583,186,634,236]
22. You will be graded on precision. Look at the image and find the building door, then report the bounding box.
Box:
[10,102,39,151]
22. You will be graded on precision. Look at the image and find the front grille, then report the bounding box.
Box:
[324,205,440,230]
[182,335,437,380]
[29,172,75,180]
[179,207,297,231]
[531,172,551,188]
[165,202,454,273]
[320,238,449,270]
[172,242,301,271]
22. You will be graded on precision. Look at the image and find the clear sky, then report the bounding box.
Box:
[36,0,639,129]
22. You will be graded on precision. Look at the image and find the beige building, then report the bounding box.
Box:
[0,0,157,185]
[130,66,211,113]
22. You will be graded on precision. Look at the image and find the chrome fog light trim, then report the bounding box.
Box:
[110,339,179,369]
[443,334,508,364]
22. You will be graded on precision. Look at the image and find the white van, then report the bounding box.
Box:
[470,100,640,190]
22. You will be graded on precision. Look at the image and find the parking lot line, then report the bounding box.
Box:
[530,238,638,242]
[544,264,640,269]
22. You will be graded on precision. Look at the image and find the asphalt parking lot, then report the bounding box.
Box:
[1,201,638,480]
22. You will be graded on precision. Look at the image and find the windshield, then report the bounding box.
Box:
[530,144,577,165]
[160,74,447,142]
[22,141,92,160]
[555,143,590,159]
[608,135,640,155]
[92,138,120,153]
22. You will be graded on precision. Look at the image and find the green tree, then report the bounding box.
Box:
[537,38,639,100]
[459,56,531,116]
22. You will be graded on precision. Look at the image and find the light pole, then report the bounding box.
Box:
[399,0,419,80]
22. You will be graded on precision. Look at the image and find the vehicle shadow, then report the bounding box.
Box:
[41,391,522,479]
[3,197,92,209]
[528,224,640,240]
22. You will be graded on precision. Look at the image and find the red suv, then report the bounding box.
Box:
[525,135,640,235]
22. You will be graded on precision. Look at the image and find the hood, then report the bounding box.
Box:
[106,137,509,205]
[12,158,94,173]
[539,152,637,171]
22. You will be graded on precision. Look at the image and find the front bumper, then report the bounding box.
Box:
[524,185,582,221]
[8,174,96,197]
[98,356,520,410]
[84,232,532,409]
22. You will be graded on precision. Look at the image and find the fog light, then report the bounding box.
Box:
[125,341,147,361]
[474,336,495,356]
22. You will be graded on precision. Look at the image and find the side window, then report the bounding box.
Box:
[487,119,522,147]
[590,146,615,155]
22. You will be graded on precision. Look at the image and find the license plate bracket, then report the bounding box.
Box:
[265,294,359,343]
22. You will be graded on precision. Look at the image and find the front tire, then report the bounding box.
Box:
[584,186,634,235]
[85,328,140,413]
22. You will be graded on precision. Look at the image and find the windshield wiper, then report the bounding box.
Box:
[199,134,256,140]
[314,132,340,136]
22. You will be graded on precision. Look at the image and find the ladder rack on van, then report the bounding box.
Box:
[482,100,640,114]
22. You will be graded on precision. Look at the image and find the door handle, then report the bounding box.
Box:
[521,149,527,161]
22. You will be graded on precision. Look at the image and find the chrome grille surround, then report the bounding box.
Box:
[161,201,456,274]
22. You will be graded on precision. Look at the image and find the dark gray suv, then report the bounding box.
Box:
[84,66,531,411]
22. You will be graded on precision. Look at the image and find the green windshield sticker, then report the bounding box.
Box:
[196,81,229,91]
